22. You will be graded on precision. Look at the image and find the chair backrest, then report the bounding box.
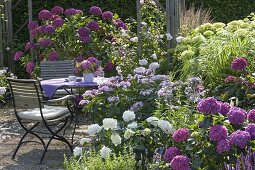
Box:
[7,78,44,109]
[40,60,74,80]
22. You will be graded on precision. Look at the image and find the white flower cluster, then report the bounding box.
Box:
[102,118,118,130]
[80,138,91,145]
[0,87,6,95]
[157,120,175,134]
[124,129,135,139]
[0,69,7,76]
[139,59,148,66]
[149,62,160,70]
[87,124,102,136]
[130,37,138,42]
[122,110,136,122]
[100,146,112,159]
[146,117,159,126]
[73,147,82,157]
[110,133,122,146]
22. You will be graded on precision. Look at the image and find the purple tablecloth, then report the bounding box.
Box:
[41,77,108,98]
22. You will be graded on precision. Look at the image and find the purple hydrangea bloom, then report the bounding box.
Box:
[38,38,52,47]
[229,130,251,149]
[118,81,131,89]
[170,155,191,170]
[247,109,255,122]
[107,96,119,103]
[53,18,64,28]
[86,20,100,31]
[209,125,228,142]
[172,128,190,142]
[231,57,248,71]
[245,124,255,139]
[104,61,115,72]
[115,19,127,29]
[25,42,34,51]
[87,57,98,65]
[82,60,92,70]
[216,139,231,154]
[38,10,52,20]
[51,6,64,15]
[227,107,246,125]
[80,36,91,44]
[48,51,59,61]
[102,11,113,20]
[218,101,231,115]
[89,6,102,16]
[14,51,24,61]
[163,147,181,163]
[28,21,38,30]
[197,97,221,114]
[76,55,84,62]
[43,25,55,34]
[75,9,83,15]
[26,61,35,74]
[130,101,144,111]
[78,27,91,37]
[64,8,77,16]
[79,99,90,106]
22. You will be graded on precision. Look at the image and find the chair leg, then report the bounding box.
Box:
[55,135,73,153]
[39,136,54,164]
[12,131,29,159]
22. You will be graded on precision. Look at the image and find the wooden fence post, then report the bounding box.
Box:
[0,2,3,67]
[136,0,142,58]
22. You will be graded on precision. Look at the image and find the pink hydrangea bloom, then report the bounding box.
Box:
[102,11,113,20]
[38,10,52,20]
[227,107,246,125]
[231,57,248,71]
[172,128,190,142]
[216,139,230,154]
[14,51,24,61]
[197,97,221,115]
[170,155,191,170]
[51,6,64,15]
[163,147,181,163]
[209,125,228,142]
[229,130,251,149]
[89,6,102,16]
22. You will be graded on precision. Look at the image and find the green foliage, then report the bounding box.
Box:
[64,151,136,170]
[186,0,255,23]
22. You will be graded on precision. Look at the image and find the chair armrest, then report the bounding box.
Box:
[46,95,76,103]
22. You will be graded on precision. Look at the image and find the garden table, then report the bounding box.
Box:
[40,77,108,98]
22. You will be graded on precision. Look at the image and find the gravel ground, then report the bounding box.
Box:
[0,108,90,170]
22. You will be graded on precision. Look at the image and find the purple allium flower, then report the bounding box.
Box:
[197,97,221,114]
[245,124,255,139]
[38,38,52,47]
[209,125,228,142]
[28,21,38,30]
[48,51,59,61]
[80,36,91,44]
[82,60,92,70]
[229,130,251,149]
[115,19,127,29]
[216,139,231,154]
[218,101,231,116]
[78,27,91,37]
[172,128,190,142]
[170,155,191,170]
[89,6,102,16]
[231,57,248,71]
[64,8,76,16]
[87,57,98,65]
[86,20,100,31]
[76,55,84,62]
[38,10,52,20]
[163,147,181,163]
[130,101,144,111]
[38,54,45,61]
[43,25,55,34]
[51,6,64,15]
[104,61,115,72]
[53,18,64,28]
[102,11,113,20]
[26,61,35,74]
[247,109,255,122]
[25,42,34,51]
[227,107,246,125]
[14,51,23,61]
[225,75,236,82]
[79,99,90,106]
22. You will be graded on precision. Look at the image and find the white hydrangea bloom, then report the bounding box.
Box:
[73,147,82,157]
[149,62,160,70]
[166,33,173,40]
[102,118,118,130]
[122,110,136,122]
[80,138,91,145]
[87,124,102,136]
[139,59,148,66]
[110,133,122,146]
[158,120,175,134]
[124,129,135,139]
[142,128,151,136]
[0,69,6,76]
[100,146,112,159]
[130,37,138,42]
[127,122,138,129]
[151,53,157,59]
[120,29,128,37]
[176,36,184,43]
[146,117,159,126]
[0,87,6,95]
